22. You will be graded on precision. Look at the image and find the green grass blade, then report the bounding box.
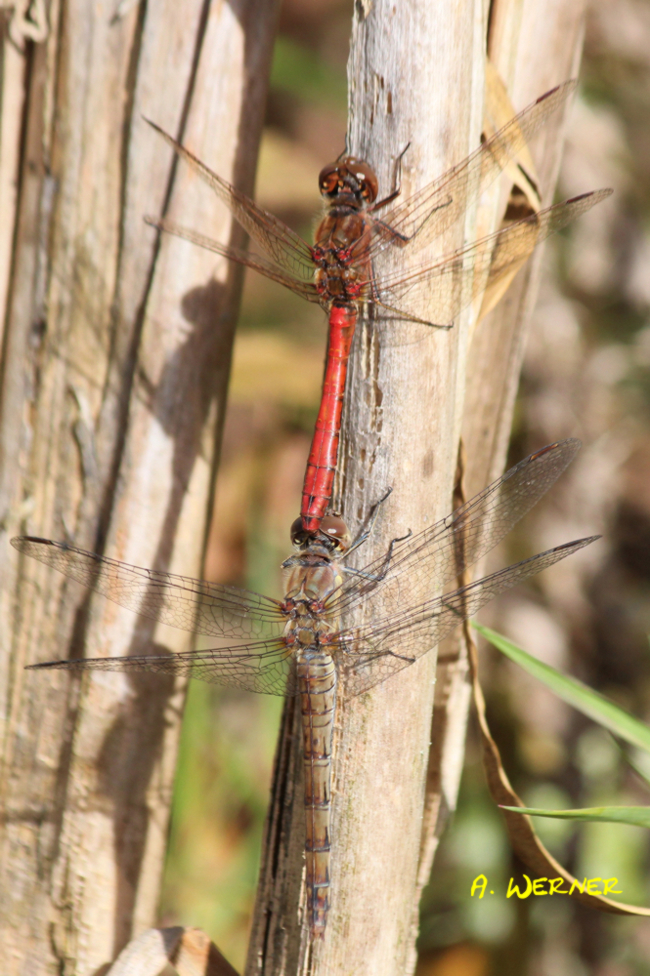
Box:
[474,623,650,753]
[501,805,650,828]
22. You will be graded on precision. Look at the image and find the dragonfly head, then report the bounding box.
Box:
[318,157,378,208]
[290,514,351,555]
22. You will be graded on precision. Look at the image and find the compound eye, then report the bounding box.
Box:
[318,163,340,196]
[290,516,309,548]
[344,158,379,203]
[319,515,351,551]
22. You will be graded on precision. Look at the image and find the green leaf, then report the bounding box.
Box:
[501,805,650,828]
[474,623,650,753]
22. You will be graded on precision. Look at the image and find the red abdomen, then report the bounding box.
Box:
[301,305,357,534]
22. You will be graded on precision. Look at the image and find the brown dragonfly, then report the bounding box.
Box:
[16,439,597,937]
[146,81,611,537]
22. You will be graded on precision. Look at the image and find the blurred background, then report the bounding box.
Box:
[157,0,650,972]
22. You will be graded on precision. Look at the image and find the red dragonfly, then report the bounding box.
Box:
[16,440,597,937]
[146,82,610,536]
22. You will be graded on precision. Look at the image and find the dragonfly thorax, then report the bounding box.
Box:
[280,550,345,650]
[311,209,374,310]
[281,551,344,605]
[313,211,372,264]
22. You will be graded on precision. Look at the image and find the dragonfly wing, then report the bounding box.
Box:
[331,439,582,619]
[11,537,283,640]
[335,536,598,697]
[367,81,577,260]
[26,638,298,696]
[369,190,612,327]
[146,217,321,303]
[147,120,316,283]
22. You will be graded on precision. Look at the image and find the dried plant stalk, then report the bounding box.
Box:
[246,0,590,971]
[0,2,278,972]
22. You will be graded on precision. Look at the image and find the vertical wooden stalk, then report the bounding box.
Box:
[329,2,483,971]
[0,1,279,972]
[247,1,484,972]
[248,0,589,972]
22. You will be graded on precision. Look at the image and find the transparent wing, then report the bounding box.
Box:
[147,120,317,283]
[26,637,297,697]
[335,537,597,696]
[145,217,321,303]
[25,538,598,697]
[11,537,283,640]
[330,439,582,618]
[366,190,612,327]
[366,81,577,261]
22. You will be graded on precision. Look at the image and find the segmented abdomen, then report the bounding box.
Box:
[296,648,337,938]
[300,306,357,535]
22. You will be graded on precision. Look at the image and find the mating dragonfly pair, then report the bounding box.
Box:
[17,81,608,938]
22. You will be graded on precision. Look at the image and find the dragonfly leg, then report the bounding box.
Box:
[363,260,451,327]
[345,487,393,557]
[343,523,413,583]
[345,646,416,670]
[342,490,411,583]
[385,648,416,664]
[370,142,411,211]
[370,527,413,582]
[370,216,410,245]
[409,198,457,245]
[373,298,454,330]
[373,196,455,249]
